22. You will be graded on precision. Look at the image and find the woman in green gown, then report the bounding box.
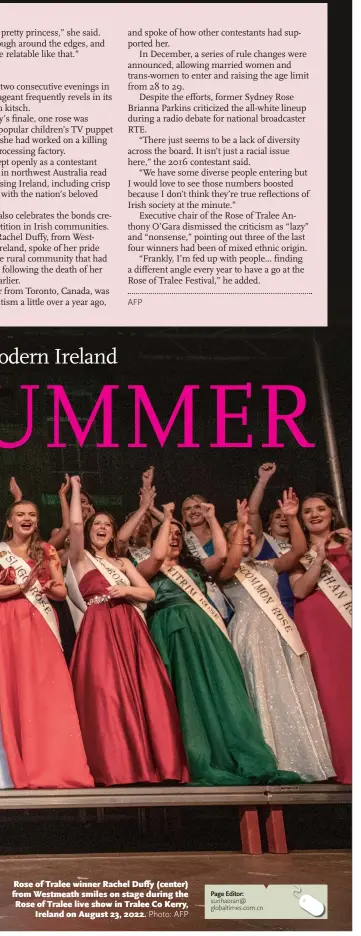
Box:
[145,520,301,786]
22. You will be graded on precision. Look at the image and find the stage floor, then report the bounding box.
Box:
[0,850,351,931]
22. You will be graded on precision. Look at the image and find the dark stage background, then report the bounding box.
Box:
[0,325,351,537]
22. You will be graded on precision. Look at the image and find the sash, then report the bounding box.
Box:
[84,551,147,620]
[0,543,61,646]
[184,531,232,621]
[129,546,152,564]
[300,550,352,628]
[234,561,306,656]
[184,530,209,559]
[161,564,230,641]
[64,562,86,633]
[263,532,291,557]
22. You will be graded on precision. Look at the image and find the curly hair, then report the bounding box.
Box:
[84,511,120,557]
[3,500,44,562]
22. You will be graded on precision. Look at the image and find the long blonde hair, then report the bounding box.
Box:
[3,500,44,562]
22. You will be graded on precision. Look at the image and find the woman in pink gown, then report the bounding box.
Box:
[0,500,93,789]
[290,493,352,783]
[69,476,189,786]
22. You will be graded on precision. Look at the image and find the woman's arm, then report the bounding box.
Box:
[219,499,248,581]
[0,559,43,600]
[248,462,276,541]
[107,557,155,602]
[69,475,85,564]
[9,476,23,503]
[116,487,156,548]
[140,466,163,527]
[43,546,67,601]
[289,539,329,599]
[273,489,307,573]
[149,504,164,526]
[48,475,71,549]
[136,503,175,580]
[199,503,227,574]
[0,582,24,600]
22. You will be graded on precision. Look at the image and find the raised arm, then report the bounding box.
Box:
[273,489,307,573]
[43,545,67,601]
[149,504,165,526]
[69,475,85,564]
[199,503,227,574]
[290,538,329,600]
[116,487,156,549]
[248,462,277,541]
[219,499,248,582]
[48,475,71,549]
[136,503,175,580]
[9,476,23,503]
[140,465,163,528]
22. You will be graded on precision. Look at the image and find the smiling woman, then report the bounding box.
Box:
[289,493,352,784]
[0,500,94,789]
[68,476,189,786]
[143,519,304,786]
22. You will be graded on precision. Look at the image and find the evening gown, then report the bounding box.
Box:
[224,561,335,780]
[70,569,189,785]
[0,546,94,789]
[294,545,352,783]
[148,568,302,786]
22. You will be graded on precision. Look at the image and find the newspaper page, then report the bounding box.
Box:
[0,2,352,933]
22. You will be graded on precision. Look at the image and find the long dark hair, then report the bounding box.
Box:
[151,521,209,583]
[84,511,119,557]
[3,500,44,562]
[300,492,346,538]
[266,506,285,533]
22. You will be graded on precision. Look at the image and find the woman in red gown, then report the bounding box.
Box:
[69,476,189,786]
[290,493,352,783]
[0,500,94,789]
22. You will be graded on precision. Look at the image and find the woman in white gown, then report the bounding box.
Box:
[219,493,335,782]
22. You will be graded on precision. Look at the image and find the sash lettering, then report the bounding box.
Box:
[184,531,232,620]
[0,543,61,646]
[161,564,230,641]
[129,546,152,564]
[300,550,352,628]
[263,532,291,557]
[234,561,306,656]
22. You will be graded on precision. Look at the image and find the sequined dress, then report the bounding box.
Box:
[224,560,335,781]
